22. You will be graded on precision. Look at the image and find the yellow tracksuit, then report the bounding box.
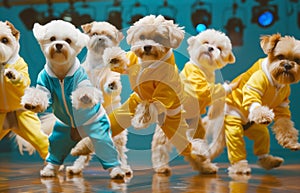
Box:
[109,50,192,156]
[180,61,227,138]
[225,58,291,164]
[0,57,49,159]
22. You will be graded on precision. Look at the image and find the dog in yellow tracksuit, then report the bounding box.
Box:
[151,29,236,174]
[0,21,49,159]
[103,15,208,173]
[221,33,300,174]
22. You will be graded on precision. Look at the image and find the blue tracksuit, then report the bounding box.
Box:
[37,58,120,169]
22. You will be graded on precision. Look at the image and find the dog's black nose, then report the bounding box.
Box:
[55,43,63,51]
[144,45,152,53]
[208,47,214,52]
[284,63,292,70]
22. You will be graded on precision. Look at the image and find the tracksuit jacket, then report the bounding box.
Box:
[0,55,48,159]
[37,58,120,169]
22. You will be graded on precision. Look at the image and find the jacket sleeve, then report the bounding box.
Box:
[273,91,291,120]
[242,70,267,111]
[9,58,31,89]
[36,70,52,107]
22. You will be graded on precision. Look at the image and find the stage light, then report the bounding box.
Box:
[191,1,212,33]
[127,1,148,25]
[225,17,245,46]
[106,0,123,30]
[251,0,278,28]
[60,1,93,28]
[19,7,40,30]
[157,0,177,22]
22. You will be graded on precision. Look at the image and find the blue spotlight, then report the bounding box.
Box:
[258,10,274,27]
[191,1,212,34]
[195,23,207,33]
[251,2,278,28]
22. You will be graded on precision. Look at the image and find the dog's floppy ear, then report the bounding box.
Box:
[75,29,89,52]
[167,25,185,48]
[81,22,93,34]
[32,22,45,42]
[5,21,20,40]
[227,52,236,64]
[260,33,281,54]
[187,36,197,53]
[116,31,124,43]
[126,26,136,45]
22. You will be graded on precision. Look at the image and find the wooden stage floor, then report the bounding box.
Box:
[0,151,300,193]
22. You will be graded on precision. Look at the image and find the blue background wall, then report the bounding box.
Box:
[1,0,300,164]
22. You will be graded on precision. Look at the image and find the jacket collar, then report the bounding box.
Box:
[45,57,80,78]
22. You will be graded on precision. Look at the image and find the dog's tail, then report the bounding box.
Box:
[204,105,226,161]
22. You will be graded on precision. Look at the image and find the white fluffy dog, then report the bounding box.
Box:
[66,21,132,176]
[152,29,236,174]
[100,15,211,174]
[21,20,125,179]
[0,20,49,159]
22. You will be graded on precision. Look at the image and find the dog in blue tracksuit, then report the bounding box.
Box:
[21,20,125,179]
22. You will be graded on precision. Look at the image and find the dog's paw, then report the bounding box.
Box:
[109,166,125,180]
[40,163,59,177]
[103,47,128,73]
[66,166,83,175]
[121,165,133,176]
[4,68,20,82]
[284,142,300,151]
[71,87,102,109]
[228,160,251,175]
[104,81,118,93]
[248,106,274,124]
[21,87,49,113]
[258,155,283,170]
[200,160,218,174]
[131,101,157,129]
[154,166,171,175]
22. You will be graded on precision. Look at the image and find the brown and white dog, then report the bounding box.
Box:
[212,33,300,174]
[101,15,211,174]
[0,20,49,159]
[66,21,132,176]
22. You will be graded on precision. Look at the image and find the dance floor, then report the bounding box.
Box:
[0,149,300,193]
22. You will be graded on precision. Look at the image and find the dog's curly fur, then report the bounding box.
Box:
[66,21,132,176]
[0,20,49,159]
[152,29,236,174]
[21,20,125,179]
[211,33,300,174]
[101,15,225,175]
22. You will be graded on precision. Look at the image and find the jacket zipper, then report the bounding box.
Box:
[59,80,75,128]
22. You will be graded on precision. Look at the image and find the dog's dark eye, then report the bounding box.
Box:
[277,55,285,60]
[65,38,72,44]
[217,46,222,51]
[203,41,209,44]
[1,37,8,44]
[294,58,300,64]
[50,36,56,41]
[154,35,163,43]
[140,35,145,40]
[92,32,98,36]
